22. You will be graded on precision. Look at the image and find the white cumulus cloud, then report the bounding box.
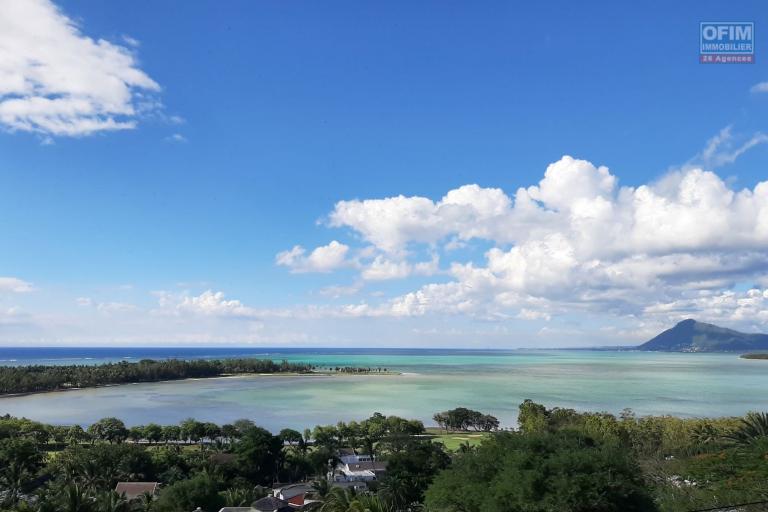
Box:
[361,255,439,281]
[276,240,350,273]
[0,277,34,293]
[0,0,160,136]
[282,152,768,330]
[155,290,260,318]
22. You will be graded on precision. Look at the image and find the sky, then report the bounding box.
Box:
[1,0,767,347]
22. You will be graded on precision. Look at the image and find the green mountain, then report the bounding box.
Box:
[638,319,768,352]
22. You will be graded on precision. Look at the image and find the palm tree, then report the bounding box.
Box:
[56,483,94,512]
[320,488,394,512]
[77,457,111,491]
[221,487,257,507]
[379,475,411,510]
[458,440,475,453]
[95,490,129,512]
[136,491,155,512]
[347,494,394,512]
[310,479,332,500]
[690,423,719,447]
[0,459,29,507]
[320,487,357,512]
[724,411,768,445]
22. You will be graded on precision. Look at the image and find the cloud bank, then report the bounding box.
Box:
[278,153,768,333]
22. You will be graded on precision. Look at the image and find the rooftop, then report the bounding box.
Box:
[252,496,292,512]
[114,482,159,500]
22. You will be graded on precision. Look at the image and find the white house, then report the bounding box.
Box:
[329,452,387,482]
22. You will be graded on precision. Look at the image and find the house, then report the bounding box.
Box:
[329,452,387,482]
[252,496,293,512]
[328,480,368,492]
[114,482,160,500]
[272,483,313,506]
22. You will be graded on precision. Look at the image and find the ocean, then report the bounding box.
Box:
[0,347,766,432]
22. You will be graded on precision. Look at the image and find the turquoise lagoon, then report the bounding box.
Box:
[0,348,766,431]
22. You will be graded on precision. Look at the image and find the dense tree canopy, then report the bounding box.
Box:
[233,425,284,486]
[425,430,657,512]
[0,358,314,395]
[433,407,500,432]
[0,399,764,512]
[380,441,450,508]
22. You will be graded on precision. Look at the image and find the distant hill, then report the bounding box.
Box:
[638,319,768,352]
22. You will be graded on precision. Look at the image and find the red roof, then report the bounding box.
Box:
[114,482,159,500]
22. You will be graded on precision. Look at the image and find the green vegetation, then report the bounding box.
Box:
[741,353,768,359]
[426,428,488,451]
[639,319,768,352]
[433,407,500,432]
[426,430,656,512]
[1,402,768,512]
[0,358,315,396]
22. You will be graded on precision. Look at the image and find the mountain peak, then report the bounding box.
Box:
[639,320,768,352]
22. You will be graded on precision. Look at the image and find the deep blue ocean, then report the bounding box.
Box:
[0,346,517,366]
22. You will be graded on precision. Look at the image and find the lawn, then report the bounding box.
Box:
[425,427,490,451]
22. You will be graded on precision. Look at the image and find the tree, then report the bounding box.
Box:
[66,425,91,445]
[162,425,181,444]
[153,473,223,512]
[51,443,155,490]
[219,487,264,507]
[129,426,145,443]
[725,411,768,445]
[433,412,448,433]
[517,399,549,434]
[279,428,304,450]
[321,487,392,512]
[308,446,337,478]
[136,491,156,512]
[477,414,500,432]
[434,408,496,432]
[281,450,312,483]
[96,490,130,512]
[54,483,95,512]
[0,437,43,506]
[381,441,450,508]
[202,422,221,443]
[233,425,283,486]
[425,431,658,512]
[88,418,128,444]
[319,487,357,512]
[179,418,205,445]
[232,418,255,434]
[310,479,332,500]
[221,424,238,443]
[144,423,163,444]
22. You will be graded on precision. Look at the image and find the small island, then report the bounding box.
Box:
[740,353,768,360]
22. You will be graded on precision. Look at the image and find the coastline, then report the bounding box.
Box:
[0,369,402,400]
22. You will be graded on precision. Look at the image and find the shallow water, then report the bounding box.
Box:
[0,348,766,431]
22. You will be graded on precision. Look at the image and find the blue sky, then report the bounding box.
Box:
[0,0,767,346]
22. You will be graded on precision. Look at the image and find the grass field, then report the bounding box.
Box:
[425,427,490,451]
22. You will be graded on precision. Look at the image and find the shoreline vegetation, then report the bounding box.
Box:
[740,352,768,359]
[1,402,767,512]
[0,358,400,398]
